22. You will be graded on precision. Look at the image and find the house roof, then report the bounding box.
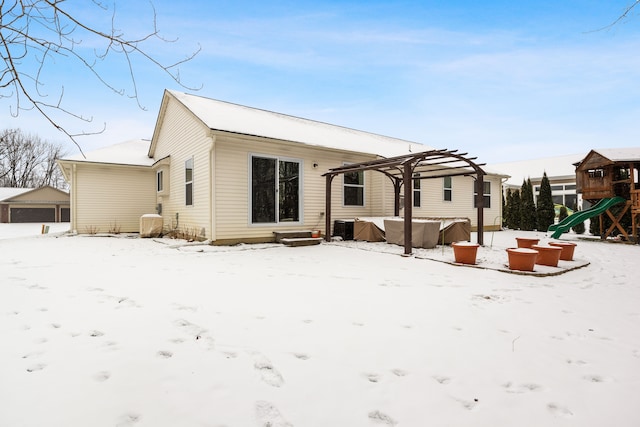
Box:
[163,90,432,158]
[0,187,33,201]
[60,139,153,167]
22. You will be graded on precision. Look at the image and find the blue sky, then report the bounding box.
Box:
[3,0,640,163]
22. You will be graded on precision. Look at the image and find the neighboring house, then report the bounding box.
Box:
[0,186,70,223]
[58,90,506,243]
[489,154,585,210]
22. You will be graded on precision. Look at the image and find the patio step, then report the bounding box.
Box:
[280,237,323,247]
[273,230,314,242]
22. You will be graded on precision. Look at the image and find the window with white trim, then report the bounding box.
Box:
[185,158,193,206]
[443,176,452,202]
[343,169,364,206]
[157,170,164,192]
[413,173,421,207]
[474,180,491,208]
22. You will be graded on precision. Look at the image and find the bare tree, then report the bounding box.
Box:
[0,0,200,156]
[0,128,67,188]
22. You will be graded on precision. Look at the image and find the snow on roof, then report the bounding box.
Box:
[0,187,33,201]
[591,147,640,162]
[61,139,153,167]
[489,153,584,186]
[168,90,432,158]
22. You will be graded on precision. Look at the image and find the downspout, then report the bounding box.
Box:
[208,135,216,242]
[72,163,78,233]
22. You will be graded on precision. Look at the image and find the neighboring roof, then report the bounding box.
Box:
[586,147,640,163]
[0,187,32,201]
[60,139,153,167]
[489,153,584,186]
[0,186,69,202]
[162,90,432,158]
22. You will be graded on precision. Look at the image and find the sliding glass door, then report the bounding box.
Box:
[251,156,301,224]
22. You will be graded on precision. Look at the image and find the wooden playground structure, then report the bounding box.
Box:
[575,149,640,243]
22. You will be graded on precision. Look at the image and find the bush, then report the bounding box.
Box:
[520,178,536,231]
[536,172,555,231]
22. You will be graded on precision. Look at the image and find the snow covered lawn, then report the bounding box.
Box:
[1,227,639,426]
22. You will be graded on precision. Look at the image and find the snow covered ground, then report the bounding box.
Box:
[1,225,639,427]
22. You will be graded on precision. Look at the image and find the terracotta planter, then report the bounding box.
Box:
[311,230,321,238]
[549,241,577,261]
[452,242,480,265]
[506,248,539,272]
[515,237,540,248]
[531,245,563,267]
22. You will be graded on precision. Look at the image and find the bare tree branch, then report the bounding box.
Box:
[1,0,201,157]
[586,0,640,33]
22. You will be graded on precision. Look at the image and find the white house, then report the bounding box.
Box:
[58,90,505,243]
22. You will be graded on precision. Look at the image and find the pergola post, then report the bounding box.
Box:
[476,173,484,246]
[325,174,334,242]
[403,161,413,255]
[394,178,402,216]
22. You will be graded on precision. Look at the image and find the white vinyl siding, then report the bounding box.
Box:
[151,97,212,238]
[377,174,502,230]
[72,164,155,233]
[212,133,378,242]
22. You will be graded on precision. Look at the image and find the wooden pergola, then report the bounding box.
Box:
[323,149,487,255]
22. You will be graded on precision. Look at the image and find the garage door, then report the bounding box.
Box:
[61,208,70,222]
[10,208,56,223]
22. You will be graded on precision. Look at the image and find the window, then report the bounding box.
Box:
[588,169,605,178]
[157,170,164,192]
[565,194,577,209]
[474,180,491,208]
[413,173,421,207]
[443,176,452,202]
[343,169,364,206]
[250,155,301,224]
[185,158,193,206]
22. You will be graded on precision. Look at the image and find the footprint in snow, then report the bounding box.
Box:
[116,413,142,426]
[547,403,573,418]
[252,353,284,387]
[157,350,173,359]
[26,364,46,372]
[368,410,397,426]
[255,401,292,427]
[93,371,111,382]
[292,352,309,360]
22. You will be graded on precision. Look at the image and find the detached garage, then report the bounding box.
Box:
[0,186,70,223]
